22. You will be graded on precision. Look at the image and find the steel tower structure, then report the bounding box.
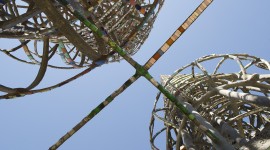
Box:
[150,54,270,149]
[1,0,269,150]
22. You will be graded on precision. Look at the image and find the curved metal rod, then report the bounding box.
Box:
[20,39,39,64]
[0,65,96,99]
[0,84,17,93]
[5,40,31,52]
[0,37,49,93]
[48,44,59,60]
[0,51,115,99]
[26,36,49,90]
[58,40,81,68]
[0,7,42,29]
[0,45,79,69]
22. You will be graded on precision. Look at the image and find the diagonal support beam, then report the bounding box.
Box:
[49,0,234,149]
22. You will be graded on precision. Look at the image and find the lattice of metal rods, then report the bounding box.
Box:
[150,54,270,150]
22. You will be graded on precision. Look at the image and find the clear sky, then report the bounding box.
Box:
[0,1,270,150]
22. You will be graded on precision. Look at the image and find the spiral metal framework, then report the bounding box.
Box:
[150,54,270,149]
[0,0,164,64]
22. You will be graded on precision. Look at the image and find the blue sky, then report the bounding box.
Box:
[0,1,270,150]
